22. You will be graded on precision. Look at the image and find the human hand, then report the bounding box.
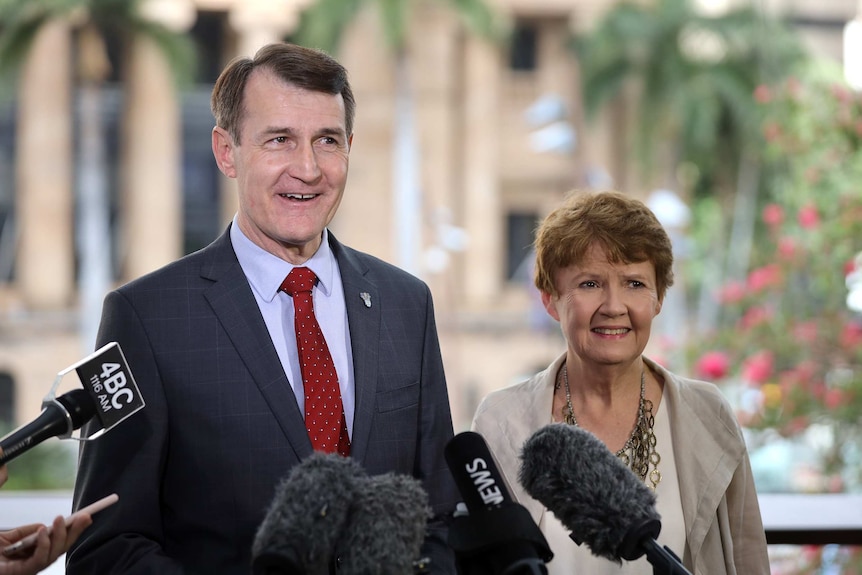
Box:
[0,512,92,575]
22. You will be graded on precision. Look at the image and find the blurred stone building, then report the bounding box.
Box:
[0,0,856,433]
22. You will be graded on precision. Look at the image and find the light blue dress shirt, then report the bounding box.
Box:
[230,219,355,437]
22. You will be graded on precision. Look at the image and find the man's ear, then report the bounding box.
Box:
[212,127,237,178]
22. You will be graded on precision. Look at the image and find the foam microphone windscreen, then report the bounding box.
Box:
[252,452,365,575]
[337,472,431,575]
[518,423,660,563]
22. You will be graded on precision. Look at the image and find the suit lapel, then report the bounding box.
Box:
[200,228,313,462]
[329,234,379,464]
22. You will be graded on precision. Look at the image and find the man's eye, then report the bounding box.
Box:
[273,136,287,144]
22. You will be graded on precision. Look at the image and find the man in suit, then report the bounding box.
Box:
[67,42,459,574]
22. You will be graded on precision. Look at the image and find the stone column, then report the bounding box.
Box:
[219,0,312,223]
[16,21,74,309]
[122,0,196,282]
[462,36,502,308]
[228,0,310,58]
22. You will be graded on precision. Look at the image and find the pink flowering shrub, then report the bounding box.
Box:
[681,73,862,492]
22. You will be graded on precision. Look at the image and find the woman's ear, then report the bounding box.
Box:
[541,290,561,322]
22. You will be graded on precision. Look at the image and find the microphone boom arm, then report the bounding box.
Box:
[643,539,693,575]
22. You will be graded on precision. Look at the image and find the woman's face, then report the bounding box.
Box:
[542,243,663,368]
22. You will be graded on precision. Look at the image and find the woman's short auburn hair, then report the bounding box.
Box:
[533,190,675,300]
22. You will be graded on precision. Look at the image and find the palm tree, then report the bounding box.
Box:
[572,0,804,334]
[292,0,503,276]
[0,0,194,350]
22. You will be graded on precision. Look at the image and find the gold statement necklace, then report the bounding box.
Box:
[558,362,662,490]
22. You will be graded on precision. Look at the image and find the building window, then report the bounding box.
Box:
[506,212,539,282]
[0,372,15,430]
[181,10,228,254]
[510,20,538,71]
[0,99,15,283]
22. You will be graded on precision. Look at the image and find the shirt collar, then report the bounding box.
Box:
[230,218,336,303]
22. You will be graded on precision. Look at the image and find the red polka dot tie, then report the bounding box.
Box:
[280,267,350,456]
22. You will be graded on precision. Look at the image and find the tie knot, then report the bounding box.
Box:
[281,266,317,296]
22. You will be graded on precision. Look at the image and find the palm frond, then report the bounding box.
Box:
[572,0,806,181]
[292,0,365,54]
[444,0,506,43]
[0,14,46,78]
[130,18,197,88]
[376,0,410,50]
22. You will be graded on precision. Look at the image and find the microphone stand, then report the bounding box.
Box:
[448,505,552,575]
[644,539,693,575]
[618,519,693,575]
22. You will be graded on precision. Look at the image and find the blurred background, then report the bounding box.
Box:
[0,0,860,572]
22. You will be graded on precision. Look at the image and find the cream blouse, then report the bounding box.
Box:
[542,395,687,574]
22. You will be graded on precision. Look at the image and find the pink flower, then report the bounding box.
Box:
[797,204,820,229]
[777,237,797,259]
[792,321,818,343]
[747,264,782,292]
[824,389,845,410]
[762,203,784,227]
[695,351,730,380]
[753,84,771,103]
[763,122,781,142]
[742,351,774,385]
[841,322,862,349]
[738,305,772,330]
[793,360,818,383]
[783,416,809,435]
[717,281,746,304]
[831,83,851,103]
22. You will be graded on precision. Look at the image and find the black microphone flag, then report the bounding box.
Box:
[0,342,145,465]
[444,431,552,575]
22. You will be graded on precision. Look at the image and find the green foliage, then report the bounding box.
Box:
[292,0,504,55]
[3,445,77,490]
[0,424,78,490]
[292,0,366,54]
[0,0,196,89]
[572,0,805,184]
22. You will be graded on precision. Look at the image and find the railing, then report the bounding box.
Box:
[1,492,861,546]
[759,493,862,545]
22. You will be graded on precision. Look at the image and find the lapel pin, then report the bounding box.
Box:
[360,292,372,308]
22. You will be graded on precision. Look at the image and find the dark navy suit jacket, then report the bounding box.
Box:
[67,226,459,574]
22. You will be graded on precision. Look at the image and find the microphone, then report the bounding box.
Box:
[444,431,552,575]
[0,341,145,465]
[519,424,693,575]
[252,452,363,575]
[0,389,96,464]
[336,472,431,575]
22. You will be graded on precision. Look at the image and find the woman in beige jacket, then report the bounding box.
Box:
[472,190,770,574]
